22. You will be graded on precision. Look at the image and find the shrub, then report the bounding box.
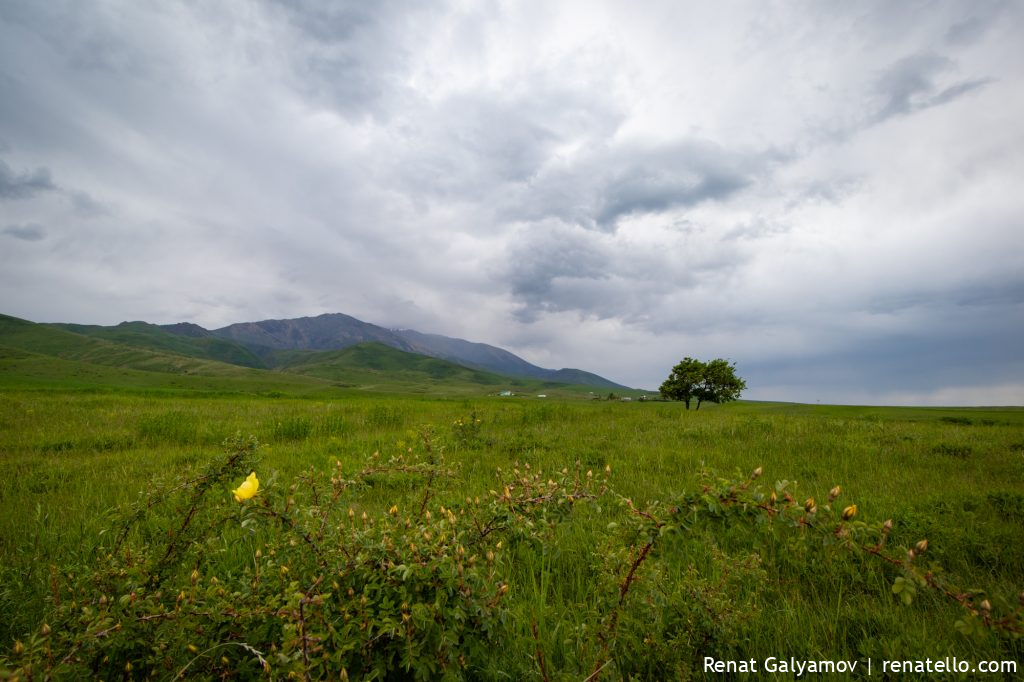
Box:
[4,437,1021,680]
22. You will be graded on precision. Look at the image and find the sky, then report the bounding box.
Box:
[1,1,1022,405]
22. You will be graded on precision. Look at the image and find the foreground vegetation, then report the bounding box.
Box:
[1,388,1023,679]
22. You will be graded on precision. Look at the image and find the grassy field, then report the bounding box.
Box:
[1,384,1022,679]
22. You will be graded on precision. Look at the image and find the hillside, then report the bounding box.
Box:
[0,315,339,394]
[204,312,630,389]
[392,329,625,389]
[53,321,267,368]
[1,315,247,376]
[0,315,612,397]
[212,313,415,353]
[275,342,571,395]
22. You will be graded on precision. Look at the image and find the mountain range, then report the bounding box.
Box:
[2,312,630,392]
[206,313,624,388]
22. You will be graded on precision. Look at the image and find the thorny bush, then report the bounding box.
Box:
[3,437,1022,680]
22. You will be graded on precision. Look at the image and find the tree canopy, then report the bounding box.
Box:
[660,357,746,410]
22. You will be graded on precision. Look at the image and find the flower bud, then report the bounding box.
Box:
[804,497,816,513]
[883,519,893,533]
[842,504,857,521]
[125,661,133,673]
[915,539,928,553]
[907,548,916,561]
[191,569,200,585]
[769,491,777,505]
[13,640,25,655]
[980,599,992,612]
[752,467,763,479]
[389,505,398,515]
[829,486,841,501]
[41,623,51,637]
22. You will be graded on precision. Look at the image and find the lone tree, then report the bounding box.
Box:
[660,357,746,410]
[658,357,705,410]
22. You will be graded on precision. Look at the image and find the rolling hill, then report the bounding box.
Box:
[206,313,629,389]
[0,314,626,397]
[53,321,267,368]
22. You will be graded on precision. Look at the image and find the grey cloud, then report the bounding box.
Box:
[0,1,158,78]
[69,190,108,218]
[398,95,562,198]
[745,315,1024,403]
[392,76,626,208]
[499,218,745,326]
[943,3,1009,47]
[2,223,46,241]
[0,159,56,199]
[0,158,56,199]
[265,0,428,119]
[595,142,753,229]
[504,225,611,322]
[870,52,990,124]
[866,278,1024,315]
[503,140,768,232]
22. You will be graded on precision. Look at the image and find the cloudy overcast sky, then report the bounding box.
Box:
[1,1,1022,405]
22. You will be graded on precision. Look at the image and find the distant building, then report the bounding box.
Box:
[499,390,512,397]
[537,394,547,398]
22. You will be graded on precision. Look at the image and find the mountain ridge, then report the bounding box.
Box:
[1,313,627,397]
[196,312,628,389]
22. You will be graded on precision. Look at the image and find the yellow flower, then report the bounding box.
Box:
[233,471,259,502]
[842,504,857,520]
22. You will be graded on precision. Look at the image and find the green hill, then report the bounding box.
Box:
[52,321,267,368]
[0,315,259,377]
[0,315,611,397]
[273,342,589,396]
[0,314,336,394]
[0,343,335,394]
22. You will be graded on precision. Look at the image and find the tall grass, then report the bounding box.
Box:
[1,390,1022,677]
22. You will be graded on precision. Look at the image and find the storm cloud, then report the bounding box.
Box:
[0,158,56,199]
[2,223,46,241]
[1,0,1022,405]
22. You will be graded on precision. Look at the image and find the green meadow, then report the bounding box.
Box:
[1,315,1023,678]
[1,383,1022,679]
